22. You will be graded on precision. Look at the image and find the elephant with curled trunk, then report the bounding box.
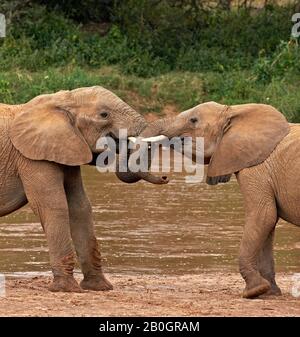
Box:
[138,102,296,299]
[0,86,167,292]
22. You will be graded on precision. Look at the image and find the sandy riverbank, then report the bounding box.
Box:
[0,272,299,316]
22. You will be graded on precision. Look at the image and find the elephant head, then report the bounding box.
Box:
[140,102,290,185]
[8,86,168,184]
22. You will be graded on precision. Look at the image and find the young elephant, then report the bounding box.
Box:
[141,102,295,299]
[0,86,166,292]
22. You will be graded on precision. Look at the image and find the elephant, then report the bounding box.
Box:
[138,101,296,299]
[0,86,167,292]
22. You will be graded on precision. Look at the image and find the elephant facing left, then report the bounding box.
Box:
[0,86,164,292]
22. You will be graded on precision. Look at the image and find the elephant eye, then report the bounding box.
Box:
[190,117,198,124]
[100,111,109,119]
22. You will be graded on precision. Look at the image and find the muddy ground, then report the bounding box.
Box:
[0,272,299,316]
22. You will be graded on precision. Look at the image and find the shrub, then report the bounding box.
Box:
[0,3,297,77]
[254,39,300,83]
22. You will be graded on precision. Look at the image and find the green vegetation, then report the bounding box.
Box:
[0,1,299,121]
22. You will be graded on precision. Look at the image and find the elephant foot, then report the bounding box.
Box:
[242,277,271,299]
[49,276,82,293]
[80,274,113,291]
[264,284,282,296]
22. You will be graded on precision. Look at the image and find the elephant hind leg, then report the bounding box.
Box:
[0,177,28,216]
[258,229,282,296]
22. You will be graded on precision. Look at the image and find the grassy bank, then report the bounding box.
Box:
[0,2,299,121]
[1,65,299,121]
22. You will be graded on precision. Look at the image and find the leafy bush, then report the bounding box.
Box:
[254,39,300,83]
[0,79,12,103]
[0,1,299,122]
[0,3,297,77]
[113,2,295,75]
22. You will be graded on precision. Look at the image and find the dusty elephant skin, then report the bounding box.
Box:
[0,86,167,293]
[141,102,300,299]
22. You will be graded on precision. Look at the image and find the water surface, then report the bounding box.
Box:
[0,166,299,276]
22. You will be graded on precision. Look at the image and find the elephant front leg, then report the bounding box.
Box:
[75,234,113,291]
[46,218,81,293]
[64,167,113,291]
[239,205,278,299]
[19,162,81,292]
[258,229,281,296]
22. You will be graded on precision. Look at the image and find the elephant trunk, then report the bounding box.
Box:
[114,118,172,184]
[115,160,168,184]
[139,117,174,138]
[115,158,141,183]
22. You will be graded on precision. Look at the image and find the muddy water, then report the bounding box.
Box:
[0,166,299,276]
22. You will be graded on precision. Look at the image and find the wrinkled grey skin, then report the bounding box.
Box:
[139,102,295,299]
[0,86,165,293]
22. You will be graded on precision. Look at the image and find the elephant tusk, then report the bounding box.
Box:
[141,135,169,143]
[128,137,137,143]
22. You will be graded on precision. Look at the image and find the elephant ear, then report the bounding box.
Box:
[9,103,92,166]
[207,104,290,185]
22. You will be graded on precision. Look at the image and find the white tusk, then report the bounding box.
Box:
[141,135,168,143]
[128,137,137,143]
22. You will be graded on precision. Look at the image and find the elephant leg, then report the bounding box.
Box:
[19,161,81,292]
[237,169,279,299]
[258,229,282,296]
[64,166,113,291]
[238,194,278,299]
